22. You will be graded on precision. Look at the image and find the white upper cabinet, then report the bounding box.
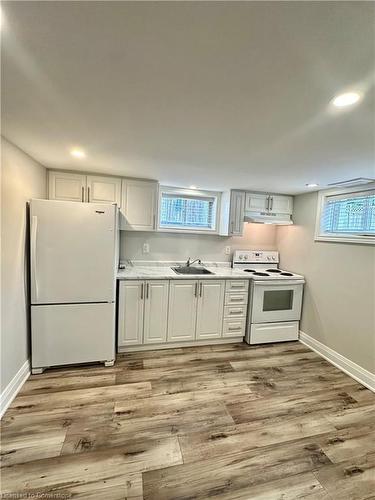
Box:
[269,195,293,215]
[49,171,86,202]
[196,280,225,340]
[86,175,122,206]
[245,192,293,215]
[49,171,121,205]
[229,190,245,236]
[121,179,158,231]
[245,193,269,212]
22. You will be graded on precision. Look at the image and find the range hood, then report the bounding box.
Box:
[244,211,293,225]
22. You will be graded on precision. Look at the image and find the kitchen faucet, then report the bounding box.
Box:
[186,257,202,267]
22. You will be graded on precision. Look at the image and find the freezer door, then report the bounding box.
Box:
[31,303,115,369]
[30,199,117,304]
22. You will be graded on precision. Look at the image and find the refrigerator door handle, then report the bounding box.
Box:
[31,215,39,300]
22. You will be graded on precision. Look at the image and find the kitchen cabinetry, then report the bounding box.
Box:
[195,281,225,340]
[229,190,246,236]
[167,281,198,341]
[118,280,169,347]
[48,171,121,206]
[121,179,158,231]
[48,171,86,202]
[86,175,122,206]
[245,192,293,215]
[118,278,248,350]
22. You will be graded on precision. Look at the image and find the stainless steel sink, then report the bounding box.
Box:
[172,266,214,275]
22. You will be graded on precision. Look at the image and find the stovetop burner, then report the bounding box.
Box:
[252,272,270,276]
[243,269,256,273]
[266,269,282,273]
[280,272,293,276]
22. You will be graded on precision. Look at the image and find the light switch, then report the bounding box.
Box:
[143,243,150,254]
[225,246,231,255]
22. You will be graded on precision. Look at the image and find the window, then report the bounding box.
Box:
[159,187,219,232]
[315,184,375,244]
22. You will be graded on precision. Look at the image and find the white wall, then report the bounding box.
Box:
[277,191,375,374]
[1,138,47,393]
[120,222,277,262]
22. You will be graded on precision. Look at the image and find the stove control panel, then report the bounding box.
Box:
[233,250,279,264]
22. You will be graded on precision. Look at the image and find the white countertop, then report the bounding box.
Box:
[117,261,249,280]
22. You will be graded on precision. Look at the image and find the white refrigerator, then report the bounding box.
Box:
[30,199,118,374]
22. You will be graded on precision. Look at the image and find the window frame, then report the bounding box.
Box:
[314,183,375,245]
[158,186,221,234]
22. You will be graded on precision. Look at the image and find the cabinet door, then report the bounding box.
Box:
[245,193,269,212]
[196,280,225,340]
[48,171,86,202]
[118,281,144,347]
[269,195,293,215]
[229,191,245,235]
[121,179,158,231]
[167,281,197,342]
[87,175,122,206]
[143,281,169,344]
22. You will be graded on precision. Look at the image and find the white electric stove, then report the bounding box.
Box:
[232,250,305,344]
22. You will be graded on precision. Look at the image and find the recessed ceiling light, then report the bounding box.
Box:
[189,185,197,189]
[306,183,319,188]
[70,148,86,159]
[332,92,361,108]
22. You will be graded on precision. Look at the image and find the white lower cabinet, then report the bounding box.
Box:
[167,281,198,342]
[143,281,169,344]
[118,280,169,347]
[118,278,248,349]
[196,281,225,340]
[118,281,144,346]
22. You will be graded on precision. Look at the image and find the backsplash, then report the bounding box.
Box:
[120,223,277,262]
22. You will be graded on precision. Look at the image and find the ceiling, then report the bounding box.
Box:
[2,1,374,194]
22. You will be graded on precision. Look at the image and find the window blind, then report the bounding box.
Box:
[321,189,375,235]
[160,193,216,230]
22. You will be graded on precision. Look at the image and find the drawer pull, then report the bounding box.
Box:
[230,297,243,301]
[230,309,243,314]
[228,326,242,331]
[231,284,244,288]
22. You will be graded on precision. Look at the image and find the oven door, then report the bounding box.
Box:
[251,280,304,324]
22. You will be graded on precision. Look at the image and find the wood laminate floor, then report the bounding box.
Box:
[1,342,375,499]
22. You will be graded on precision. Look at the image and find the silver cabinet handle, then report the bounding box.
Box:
[81,186,85,202]
[199,282,203,297]
[146,283,149,299]
[140,283,144,299]
[87,186,90,203]
[194,282,198,297]
[229,309,243,314]
[230,297,243,302]
[270,196,273,211]
[228,326,242,331]
[266,195,270,211]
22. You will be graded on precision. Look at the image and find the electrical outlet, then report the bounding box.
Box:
[143,243,150,254]
[225,246,231,255]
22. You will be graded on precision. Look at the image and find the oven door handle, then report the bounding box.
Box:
[253,279,305,286]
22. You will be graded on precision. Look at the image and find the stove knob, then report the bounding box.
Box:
[267,256,271,260]
[272,256,276,260]
[239,255,243,260]
[244,255,248,260]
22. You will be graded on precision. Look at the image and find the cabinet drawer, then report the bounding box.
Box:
[225,292,248,306]
[225,280,249,292]
[224,305,247,318]
[223,318,246,337]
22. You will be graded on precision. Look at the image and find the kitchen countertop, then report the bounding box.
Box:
[117,261,249,280]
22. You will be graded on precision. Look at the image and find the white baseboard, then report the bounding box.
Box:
[0,360,30,418]
[299,331,375,393]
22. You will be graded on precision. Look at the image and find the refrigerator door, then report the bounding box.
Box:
[31,303,115,369]
[30,199,117,304]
